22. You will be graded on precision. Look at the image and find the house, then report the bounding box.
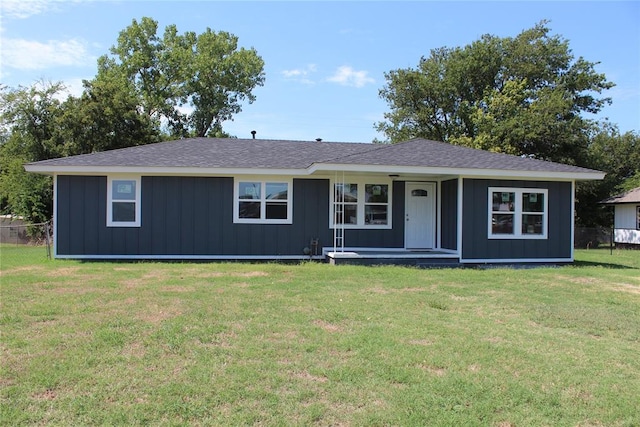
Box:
[601,187,640,248]
[24,137,605,265]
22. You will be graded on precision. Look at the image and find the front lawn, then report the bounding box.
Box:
[1,247,639,426]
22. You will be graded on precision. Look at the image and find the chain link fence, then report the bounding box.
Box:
[0,217,53,259]
[0,219,623,260]
[574,226,613,249]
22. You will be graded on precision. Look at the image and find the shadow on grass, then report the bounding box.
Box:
[572,260,637,269]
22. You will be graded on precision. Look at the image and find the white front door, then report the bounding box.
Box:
[405,182,436,249]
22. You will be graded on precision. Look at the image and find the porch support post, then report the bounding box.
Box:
[457,177,464,262]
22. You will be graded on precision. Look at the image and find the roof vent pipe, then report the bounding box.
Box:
[251,130,256,139]
[316,138,322,142]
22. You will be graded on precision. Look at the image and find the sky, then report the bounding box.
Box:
[1,0,638,143]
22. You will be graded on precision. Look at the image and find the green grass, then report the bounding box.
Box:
[1,246,639,426]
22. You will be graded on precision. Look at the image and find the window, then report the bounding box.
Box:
[331,179,391,228]
[636,206,640,230]
[107,176,141,227]
[488,187,547,239]
[234,179,292,224]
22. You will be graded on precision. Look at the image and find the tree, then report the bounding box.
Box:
[56,71,161,156]
[377,21,614,165]
[0,82,65,223]
[96,17,265,138]
[575,125,639,227]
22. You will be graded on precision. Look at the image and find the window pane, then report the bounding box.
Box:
[335,204,358,224]
[112,202,135,222]
[492,214,514,234]
[365,205,388,225]
[239,201,260,218]
[365,184,388,203]
[112,180,136,200]
[335,183,358,202]
[239,182,260,200]
[344,204,358,224]
[266,202,287,219]
[522,214,543,234]
[266,183,288,200]
[523,193,544,212]
[492,192,514,212]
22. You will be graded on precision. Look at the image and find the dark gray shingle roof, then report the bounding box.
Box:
[26,137,602,176]
[335,138,599,174]
[600,187,640,204]
[28,138,370,169]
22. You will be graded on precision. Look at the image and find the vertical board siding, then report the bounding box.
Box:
[294,178,332,252]
[57,175,572,260]
[57,176,107,255]
[440,179,458,250]
[461,179,572,260]
[55,175,71,254]
[56,175,409,257]
[57,176,337,257]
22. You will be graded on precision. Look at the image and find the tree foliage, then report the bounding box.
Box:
[57,74,161,156]
[0,82,63,222]
[97,17,265,138]
[1,18,264,222]
[576,126,640,226]
[377,21,614,165]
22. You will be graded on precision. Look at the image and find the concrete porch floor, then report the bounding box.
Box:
[324,249,461,267]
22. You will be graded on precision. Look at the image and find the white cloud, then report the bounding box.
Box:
[327,66,375,88]
[281,64,317,84]
[59,78,88,98]
[0,0,56,19]
[1,38,95,70]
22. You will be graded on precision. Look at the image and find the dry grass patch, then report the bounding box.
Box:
[121,270,170,289]
[293,370,329,383]
[313,319,342,333]
[407,339,433,346]
[611,283,640,294]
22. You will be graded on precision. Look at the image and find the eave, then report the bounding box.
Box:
[308,163,606,181]
[23,164,309,177]
[24,161,606,182]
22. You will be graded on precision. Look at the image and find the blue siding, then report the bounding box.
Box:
[56,176,407,258]
[461,179,573,260]
[440,179,458,250]
[56,176,332,257]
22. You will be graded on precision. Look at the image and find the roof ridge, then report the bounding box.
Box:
[317,141,397,163]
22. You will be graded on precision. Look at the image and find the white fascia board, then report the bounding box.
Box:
[25,162,605,182]
[24,165,309,177]
[53,254,324,260]
[308,163,605,181]
[460,257,573,264]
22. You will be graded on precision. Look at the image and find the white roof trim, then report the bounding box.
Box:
[25,161,605,181]
[309,163,605,181]
[24,164,309,176]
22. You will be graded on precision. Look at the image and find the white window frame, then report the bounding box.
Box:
[233,178,293,224]
[329,177,392,229]
[107,176,141,227]
[488,187,548,239]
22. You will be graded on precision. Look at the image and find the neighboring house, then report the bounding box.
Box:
[601,187,640,247]
[25,137,605,265]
